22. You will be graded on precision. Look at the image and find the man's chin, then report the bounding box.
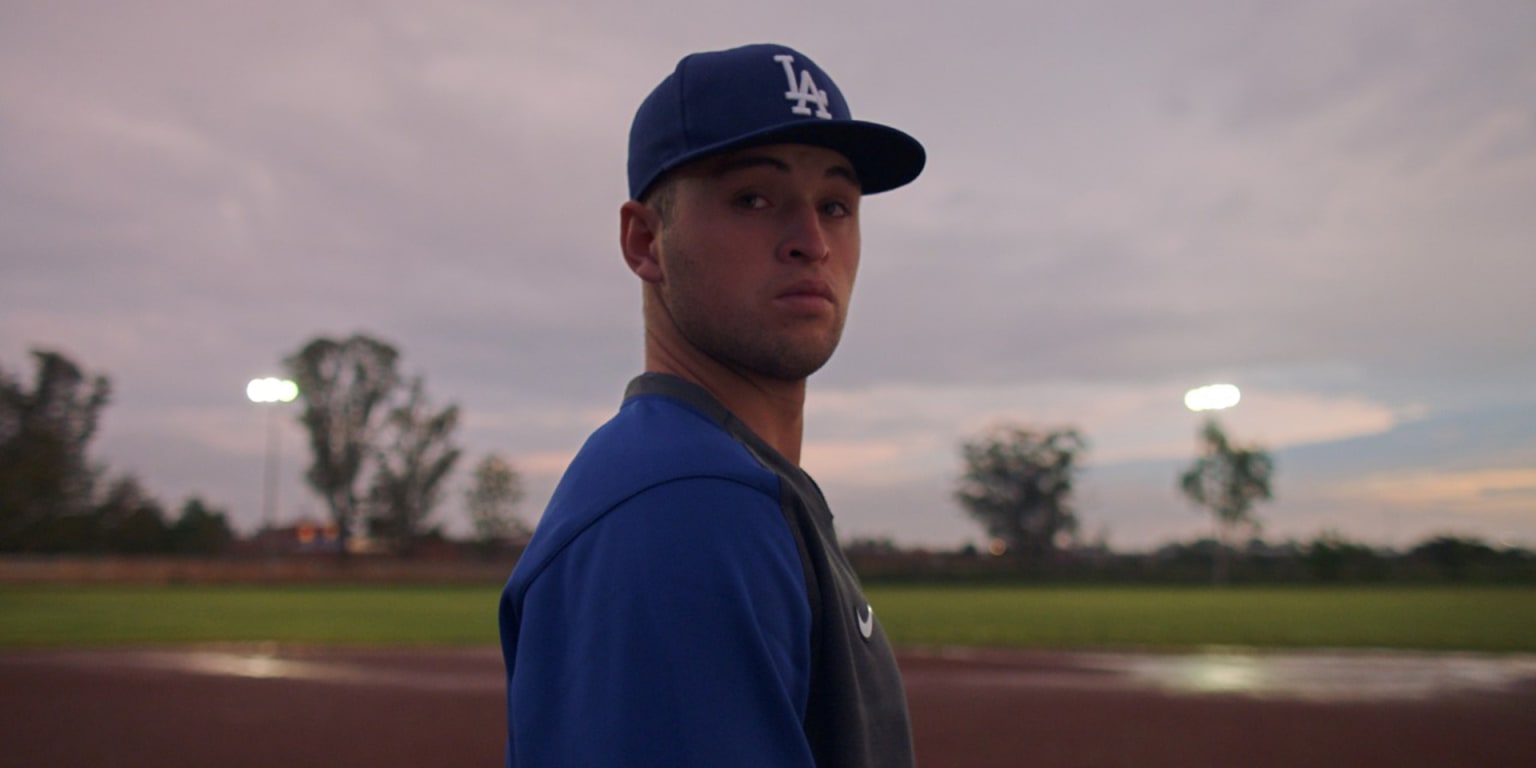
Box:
[751,345,839,383]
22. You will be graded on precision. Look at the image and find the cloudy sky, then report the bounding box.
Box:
[4,0,1533,551]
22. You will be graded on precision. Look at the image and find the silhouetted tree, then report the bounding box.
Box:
[95,475,169,554]
[285,334,401,556]
[955,425,1086,566]
[1409,535,1498,581]
[170,497,235,555]
[0,349,111,551]
[464,453,527,557]
[1179,418,1274,585]
[366,377,461,555]
[1306,531,1385,582]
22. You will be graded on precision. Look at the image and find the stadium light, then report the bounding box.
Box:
[246,377,298,404]
[248,378,299,538]
[1183,383,1241,413]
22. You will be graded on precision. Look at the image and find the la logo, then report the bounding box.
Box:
[773,54,832,119]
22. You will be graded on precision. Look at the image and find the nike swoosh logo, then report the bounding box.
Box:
[856,603,874,640]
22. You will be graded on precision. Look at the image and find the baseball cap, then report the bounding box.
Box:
[627,43,926,200]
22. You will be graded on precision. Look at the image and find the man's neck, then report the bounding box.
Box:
[643,348,807,465]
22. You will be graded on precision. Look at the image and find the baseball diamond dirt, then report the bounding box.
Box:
[3,646,1534,767]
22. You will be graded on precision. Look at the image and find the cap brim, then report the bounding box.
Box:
[639,119,925,199]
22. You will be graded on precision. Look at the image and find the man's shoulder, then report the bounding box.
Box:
[506,389,782,595]
[579,389,774,490]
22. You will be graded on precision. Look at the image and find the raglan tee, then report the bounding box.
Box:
[499,373,914,767]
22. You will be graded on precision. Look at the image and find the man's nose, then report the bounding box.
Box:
[779,204,830,262]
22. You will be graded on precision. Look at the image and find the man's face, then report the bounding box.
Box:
[650,143,862,382]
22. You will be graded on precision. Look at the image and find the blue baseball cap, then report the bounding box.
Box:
[627,43,926,200]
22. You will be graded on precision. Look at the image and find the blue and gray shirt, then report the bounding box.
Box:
[500,373,914,767]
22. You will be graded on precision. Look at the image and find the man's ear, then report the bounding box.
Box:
[620,200,664,284]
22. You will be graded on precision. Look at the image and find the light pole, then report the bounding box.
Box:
[1183,382,1242,583]
[247,377,299,537]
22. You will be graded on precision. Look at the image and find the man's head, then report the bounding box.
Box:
[627,43,925,203]
[620,44,924,384]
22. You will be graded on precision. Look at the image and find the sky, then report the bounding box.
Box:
[3,0,1534,552]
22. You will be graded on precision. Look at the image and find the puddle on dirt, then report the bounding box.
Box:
[8,647,503,693]
[13,646,1536,702]
[170,650,369,683]
[1100,649,1536,701]
[913,647,1536,702]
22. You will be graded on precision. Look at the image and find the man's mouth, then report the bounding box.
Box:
[777,280,835,305]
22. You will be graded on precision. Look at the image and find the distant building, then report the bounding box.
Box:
[239,519,343,555]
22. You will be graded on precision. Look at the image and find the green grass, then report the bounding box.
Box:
[867,585,1536,653]
[3,584,1534,653]
[0,585,503,648]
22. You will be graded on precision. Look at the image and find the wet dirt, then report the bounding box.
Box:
[3,646,1533,767]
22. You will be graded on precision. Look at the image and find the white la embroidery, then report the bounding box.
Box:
[773,54,832,119]
[856,603,874,640]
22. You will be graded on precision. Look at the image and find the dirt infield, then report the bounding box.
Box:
[3,646,1534,767]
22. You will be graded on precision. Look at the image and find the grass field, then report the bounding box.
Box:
[2,584,1534,653]
[869,585,1536,653]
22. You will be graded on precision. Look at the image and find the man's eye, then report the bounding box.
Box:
[822,200,852,218]
[735,193,770,209]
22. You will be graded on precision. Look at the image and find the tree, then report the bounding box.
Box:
[95,474,169,554]
[1178,418,1275,584]
[955,425,1086,565]
[1409,535,1497,581]
[170,497,235,555]
[0,349,111,551]
[464,453,527,556]
[366,377,462,555]
[284,334,402,555]
[1306,531,1385,582]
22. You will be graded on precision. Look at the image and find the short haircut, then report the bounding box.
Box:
[642,176,677,228]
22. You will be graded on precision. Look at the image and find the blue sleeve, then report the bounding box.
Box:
[507,477,814,767]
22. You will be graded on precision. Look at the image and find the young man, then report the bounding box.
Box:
[499,43,925,767]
